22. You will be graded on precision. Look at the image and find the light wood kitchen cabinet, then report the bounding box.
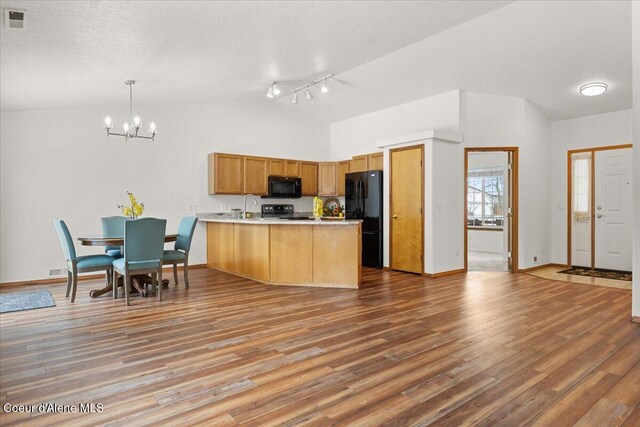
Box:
[208,153,243,194]
[301,161,319,196]
[336,160,350,196]
[350,155,368,173]
[269,158,286,176]
[233,223,270,281]
[243,156,269,195]
[206,222,235,271]
[285,160,301,177]
[318,162,337,196]
[368,152,384,171]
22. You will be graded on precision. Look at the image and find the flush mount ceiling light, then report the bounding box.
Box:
[265,74,334,104]
[579,82,608,97]
[103,80,157,141]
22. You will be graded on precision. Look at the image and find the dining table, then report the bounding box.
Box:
[77,234,178,298]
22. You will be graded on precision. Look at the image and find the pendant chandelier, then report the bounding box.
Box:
[103,80,157,141]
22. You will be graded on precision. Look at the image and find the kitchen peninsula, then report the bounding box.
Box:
[202,217,362,288]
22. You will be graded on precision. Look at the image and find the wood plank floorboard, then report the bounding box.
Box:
[0,268,638,426]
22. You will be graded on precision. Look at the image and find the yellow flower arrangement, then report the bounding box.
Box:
[118,191,145,219]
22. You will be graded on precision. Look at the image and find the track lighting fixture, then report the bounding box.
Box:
[265,74,333,104]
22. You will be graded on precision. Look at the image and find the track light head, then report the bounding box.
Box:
[304,88,313,100]
[291,91,298,104]
[320,79,328,93]
[266,84,274,98]
[272,83,281,96]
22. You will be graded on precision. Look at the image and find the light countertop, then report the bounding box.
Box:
[197,216,361,226]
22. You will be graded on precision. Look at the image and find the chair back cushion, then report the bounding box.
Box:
[101,216,127,251]
[124,218,167,263]
[52,218,77,261]
[175,216,198,251]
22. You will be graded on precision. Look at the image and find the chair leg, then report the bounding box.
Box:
[158,268,163,302]
[184,253,190,288]
[173,264,178,286]
[112,270,118,299]
[65,270,72,298]
[152,273,157,296]
[70,264,79,303]
[125,273,130,306]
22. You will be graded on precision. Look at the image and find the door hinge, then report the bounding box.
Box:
[508,164,513,170]
[508,251,512,258]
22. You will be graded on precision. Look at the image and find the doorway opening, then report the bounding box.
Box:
[567,144,633,272]
[464,147,519,272]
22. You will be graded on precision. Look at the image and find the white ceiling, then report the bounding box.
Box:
[0,0,510,113]
[0,1,632,122]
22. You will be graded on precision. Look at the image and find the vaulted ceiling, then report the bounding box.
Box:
[0,1,631,122]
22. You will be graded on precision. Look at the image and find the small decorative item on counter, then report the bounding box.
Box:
[313,197,323,219]
[322,197,345,218]
[118,191,145,219]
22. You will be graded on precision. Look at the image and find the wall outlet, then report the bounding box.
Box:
[533,255,539,263]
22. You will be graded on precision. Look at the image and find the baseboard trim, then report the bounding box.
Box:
[0,264,207,288]
[423,269,466,279]
[632,316,640,324]
[519,263,568,273]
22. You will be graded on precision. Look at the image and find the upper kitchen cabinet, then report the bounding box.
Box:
[368,152,384,171]
[209,153,243,195]
[285,160,301,177]
[318,162,337,196]
[300,161,319,196]
[243,156,269,195]
[350,155,368,173]
[269,158,286,176]
[336,160,350,196]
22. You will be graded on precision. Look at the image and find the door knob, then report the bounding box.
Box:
[597,213,604,218]
[392,215,398,219]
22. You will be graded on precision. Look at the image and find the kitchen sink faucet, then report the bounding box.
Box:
[243,194,258,219]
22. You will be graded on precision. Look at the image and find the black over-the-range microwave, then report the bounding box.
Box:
[265,176,302,198]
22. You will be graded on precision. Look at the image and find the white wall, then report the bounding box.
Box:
[461,92,551,270]
[330,90,551,273]
[329,90,460,160]
[331,90,461,271]
[0,101,329,283]
[632,0,640,319]
[549,109,633,264]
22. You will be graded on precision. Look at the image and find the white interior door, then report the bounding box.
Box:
[594,148,633,271]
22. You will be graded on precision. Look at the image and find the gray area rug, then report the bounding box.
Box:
[0,290,56,313]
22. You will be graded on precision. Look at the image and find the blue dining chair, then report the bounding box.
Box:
[52,218,115,303]
[163,216,198,288]
[113,218,166,306]
[101,216,126,258]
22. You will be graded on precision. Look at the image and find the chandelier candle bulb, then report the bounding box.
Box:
[103,80,157,141]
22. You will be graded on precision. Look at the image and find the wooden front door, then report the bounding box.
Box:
[390,145,423,274]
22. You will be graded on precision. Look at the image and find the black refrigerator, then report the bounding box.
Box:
[345,170,383,268]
